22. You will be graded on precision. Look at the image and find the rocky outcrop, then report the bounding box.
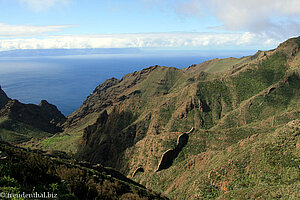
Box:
[132,167,145,177]
[0,86,10,109]
[39,100,66,126]
[156,128,194,172]
[0,99,66,133]
[276,36,300,58]
[82,110,109,145]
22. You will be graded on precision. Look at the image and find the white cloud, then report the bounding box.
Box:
[0,23,73,38]
[207,0,300,30]
[177,0,300,39]
[141,0,300,40]
[0,32,280,51]
[19,0,70,12]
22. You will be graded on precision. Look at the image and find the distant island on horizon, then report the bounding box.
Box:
[0,48,142,57]
[0,47,259,58]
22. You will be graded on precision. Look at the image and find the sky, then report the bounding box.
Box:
[0,0,299,51]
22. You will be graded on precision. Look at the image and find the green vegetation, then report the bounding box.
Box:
[0,117,51,143]
[39,132,82,154]
[196,79,233,128]
[138,120,300,200]
[0,142,167,200]
[232,53,287,104]
[1,36,300,199]
[129,37,300,199]
[204,57,247,73]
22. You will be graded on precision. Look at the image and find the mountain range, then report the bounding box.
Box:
[0,36,299,199]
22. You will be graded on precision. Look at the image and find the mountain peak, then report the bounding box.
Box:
[276,36,300,57]
[0,98,66,134]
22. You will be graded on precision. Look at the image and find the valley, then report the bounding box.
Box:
[0,36,299,199]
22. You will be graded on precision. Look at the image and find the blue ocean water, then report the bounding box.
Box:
[0,50,255,115]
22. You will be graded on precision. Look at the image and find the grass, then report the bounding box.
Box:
[232,53,287,104]
[0,116,51,144]
[215,72,299,130]
[204,57,248,73]
[39,132,82,154]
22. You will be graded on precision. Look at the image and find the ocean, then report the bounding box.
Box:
[0,50,255,115]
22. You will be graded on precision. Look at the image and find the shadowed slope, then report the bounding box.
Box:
[0,142,168,200]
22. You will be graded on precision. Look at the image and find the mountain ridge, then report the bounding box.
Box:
[0,91,67,143]
[67,36,299,199]
[1,36,299,199]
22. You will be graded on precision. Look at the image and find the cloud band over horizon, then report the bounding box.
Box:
[0,32,282,51]
[0,0,299,51]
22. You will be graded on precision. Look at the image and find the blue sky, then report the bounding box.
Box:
[0,0,299,51]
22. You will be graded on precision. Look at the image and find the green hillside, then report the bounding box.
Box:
[0,116,52,143]
[16,36,300,199]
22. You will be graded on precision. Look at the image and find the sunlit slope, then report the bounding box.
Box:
[35,36,299,199]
